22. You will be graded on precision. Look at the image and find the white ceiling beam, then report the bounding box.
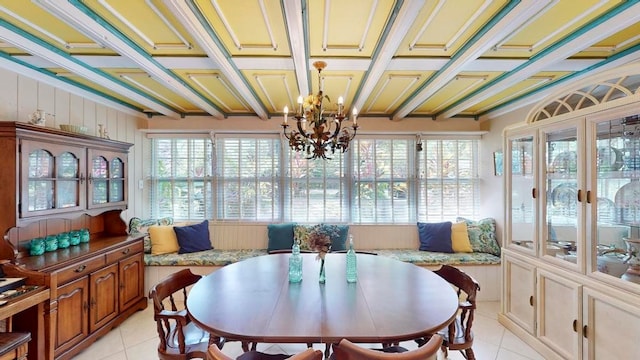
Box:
[442,2,640,119]
[393,0,556,120]
[164,0,268,120]
[487,50,640,119]
[352,0,425,116]
[0,55,143,118]
[283,0,309,98]
[0,26,180,118]
[35,0,222,119]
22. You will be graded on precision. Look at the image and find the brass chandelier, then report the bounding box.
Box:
[281,61,359,160]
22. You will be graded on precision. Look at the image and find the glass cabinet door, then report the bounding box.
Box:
[27,149,54,212]
[87,150,127,209]
[21,140,86,217]
[109,158,125,202]
[590,117,639,283]
[507,133,537,253]
[542,125,582,266]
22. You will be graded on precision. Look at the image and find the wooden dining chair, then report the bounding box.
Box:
[331,334,442,359]
[150,269,253,360]
[417,265,480,360]
[207,344,323,360]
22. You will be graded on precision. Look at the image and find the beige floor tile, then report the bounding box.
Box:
[72,327,124,360]
[124,337,162,360]
[500,331,546,360]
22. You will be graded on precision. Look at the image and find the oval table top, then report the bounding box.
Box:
[186,253,458,345]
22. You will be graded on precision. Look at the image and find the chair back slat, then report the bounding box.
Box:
[433,265,480,359]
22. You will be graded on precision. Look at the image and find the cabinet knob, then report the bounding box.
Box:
[583,325,588,338]
[79,173,85,184]
[572,319,578,332]
[531,188,537,199]
[529,295,534,306]
[122,248,130,255]
[75,265,87,273]
[586,190,592,204]
[577,189,582,202]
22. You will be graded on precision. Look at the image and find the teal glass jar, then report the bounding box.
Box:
[29,237,45,256]
[80,228,90,243]
[57,232,70,249]
[69,230,81,246]
[44,235,58,252]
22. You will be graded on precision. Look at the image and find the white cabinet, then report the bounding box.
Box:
[582,287,640,359]
[503,254,536,334]
[501,104,640,359]
[537,269,581,359]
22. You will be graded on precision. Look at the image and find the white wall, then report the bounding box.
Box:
[0,67,148,222]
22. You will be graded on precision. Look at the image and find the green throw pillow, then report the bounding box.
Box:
[456,217,501,256]
[267,223,296,252]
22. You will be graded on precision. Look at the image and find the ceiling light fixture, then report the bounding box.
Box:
[281,61,359,160]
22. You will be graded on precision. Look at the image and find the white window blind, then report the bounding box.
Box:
[417,139,479,222]
[215,135,281,221]
[352,138,414,223]
[284,150,347,223]
[150,138,213,220]
[148,134,480,224]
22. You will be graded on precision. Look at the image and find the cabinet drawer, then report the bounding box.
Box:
[106,242,143,264]
[55,256,106,285]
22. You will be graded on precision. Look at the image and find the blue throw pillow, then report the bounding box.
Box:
[417,221,453,253]
[267,223,296,253]
[174,220,213,254]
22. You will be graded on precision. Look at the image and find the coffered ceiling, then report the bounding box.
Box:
[1,0,640,122]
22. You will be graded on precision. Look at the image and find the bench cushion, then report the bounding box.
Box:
[145,249,269,266]
[144,248,500,267]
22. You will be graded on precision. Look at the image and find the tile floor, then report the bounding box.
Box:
[71,301,544,360]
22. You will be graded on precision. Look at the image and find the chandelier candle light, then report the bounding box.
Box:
[282,61,359,160]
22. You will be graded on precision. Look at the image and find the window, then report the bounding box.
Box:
[417,139,479,222]
[215,136,281,221]
[150,138,213,220]
[285,150,347,223]
[149,134,479,223]
[352,138,414,223]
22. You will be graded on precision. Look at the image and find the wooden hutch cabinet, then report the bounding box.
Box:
[0,122,147,360]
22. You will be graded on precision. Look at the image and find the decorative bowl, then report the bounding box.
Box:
[59,124,89,134]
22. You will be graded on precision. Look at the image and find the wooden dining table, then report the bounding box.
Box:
[186,253,458,346]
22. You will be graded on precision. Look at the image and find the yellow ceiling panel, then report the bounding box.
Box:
[308,69,365,113]
[465,71,571,115]
[241,70,299,113]
[83,0,205,56]
[307,0,395,57]
[396,0,508,57]
[48,67,148,110]
[0,0,114,55]
[0,44,28,55]
[192,0,290,56]
[175,69,251,113]
[414,72,502,114]
[486,0,622,58]
[572,22,640,58]
[101,68,200,112]
[362,71,434,114]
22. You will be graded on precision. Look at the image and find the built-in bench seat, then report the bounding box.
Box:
[136,221,502,301]
[143,248,500,267]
